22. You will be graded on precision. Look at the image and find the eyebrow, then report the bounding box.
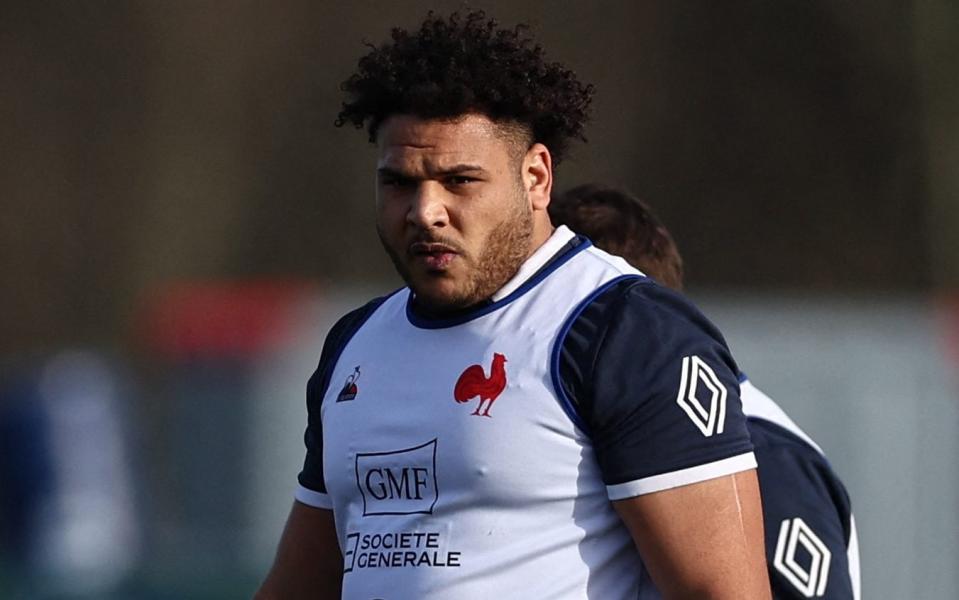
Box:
[434,164,486,176]
[376,164,487,179]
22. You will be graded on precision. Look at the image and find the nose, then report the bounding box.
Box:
[406,182,449,229]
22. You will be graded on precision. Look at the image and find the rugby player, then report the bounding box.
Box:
[256,12,770,599]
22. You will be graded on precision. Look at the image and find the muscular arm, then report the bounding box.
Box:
[254,501,342,600]
[614,470,771,599]
[748,416,859,599]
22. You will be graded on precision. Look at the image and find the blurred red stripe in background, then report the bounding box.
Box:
[139,280,317,360]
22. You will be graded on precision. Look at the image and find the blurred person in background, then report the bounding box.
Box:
[257,11,770,599]
[0,353,139,598]
[550,183,861,599]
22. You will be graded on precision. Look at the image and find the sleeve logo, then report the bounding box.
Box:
[773,517,832,597]
[675,355,727,437]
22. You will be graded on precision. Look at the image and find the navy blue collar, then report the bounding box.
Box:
[405,235,592,329]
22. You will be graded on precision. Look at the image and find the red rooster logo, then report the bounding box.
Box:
[453,353,508,417]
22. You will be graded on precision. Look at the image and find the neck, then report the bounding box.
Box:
[528,219,555,261]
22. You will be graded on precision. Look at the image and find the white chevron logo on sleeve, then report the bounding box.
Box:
[773,517,832,597]
[675,355,727,437]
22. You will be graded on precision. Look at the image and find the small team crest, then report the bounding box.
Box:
[336,366,361,402]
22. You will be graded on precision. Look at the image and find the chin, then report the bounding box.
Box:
[410,277,474,313]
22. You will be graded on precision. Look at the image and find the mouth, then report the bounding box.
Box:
[409,242,460,271]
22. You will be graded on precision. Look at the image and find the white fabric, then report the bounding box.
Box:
[740,378,824,455]
[848,514,862,600]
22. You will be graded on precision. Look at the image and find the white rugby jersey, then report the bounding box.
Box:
[296,226,757,599]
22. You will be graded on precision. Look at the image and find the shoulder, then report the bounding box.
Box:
[560,277,734,382]
[749,414,852,503]
[574,276,726,337]
[748,418,830,471]
[740,379,824,453]
[307,292,396,402]
[327,294,392,342]
[738,382,851,520]
[555,277,755,494]
[748,416,855,542]
[556,276,742,439]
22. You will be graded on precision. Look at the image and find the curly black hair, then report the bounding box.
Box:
[335,11,594,164]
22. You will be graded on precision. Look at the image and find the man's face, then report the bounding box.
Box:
[375,114,537,314]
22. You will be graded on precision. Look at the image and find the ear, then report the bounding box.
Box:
[523,143,553,212]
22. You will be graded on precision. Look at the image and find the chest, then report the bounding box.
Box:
[320,304,588,515]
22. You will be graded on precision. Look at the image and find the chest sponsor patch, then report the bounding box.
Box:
[342,530,462,573]
[355,439,439,516]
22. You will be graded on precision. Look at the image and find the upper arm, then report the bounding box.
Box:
[255,501,342,600]
[751,422,858,599]
[614,469,771,599]
[559,281,769,596]
[559,280,756,496]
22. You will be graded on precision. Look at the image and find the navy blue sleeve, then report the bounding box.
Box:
[558,278,754,493]
[297,296,387,494]
[750,419,856,599]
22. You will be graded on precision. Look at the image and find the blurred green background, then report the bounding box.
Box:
[1,1,958,598]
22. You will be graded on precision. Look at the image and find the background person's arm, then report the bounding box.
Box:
[254,501,342,600]
[747,417,859,599]
[615,470,770,599]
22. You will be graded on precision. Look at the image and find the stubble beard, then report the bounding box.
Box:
[378,199,534,316]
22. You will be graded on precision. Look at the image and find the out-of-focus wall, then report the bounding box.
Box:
[1,0,953,355]
[916,0,959,286]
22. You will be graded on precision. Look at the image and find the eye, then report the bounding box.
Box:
[447,176,478,186]
[379,174,415,188]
